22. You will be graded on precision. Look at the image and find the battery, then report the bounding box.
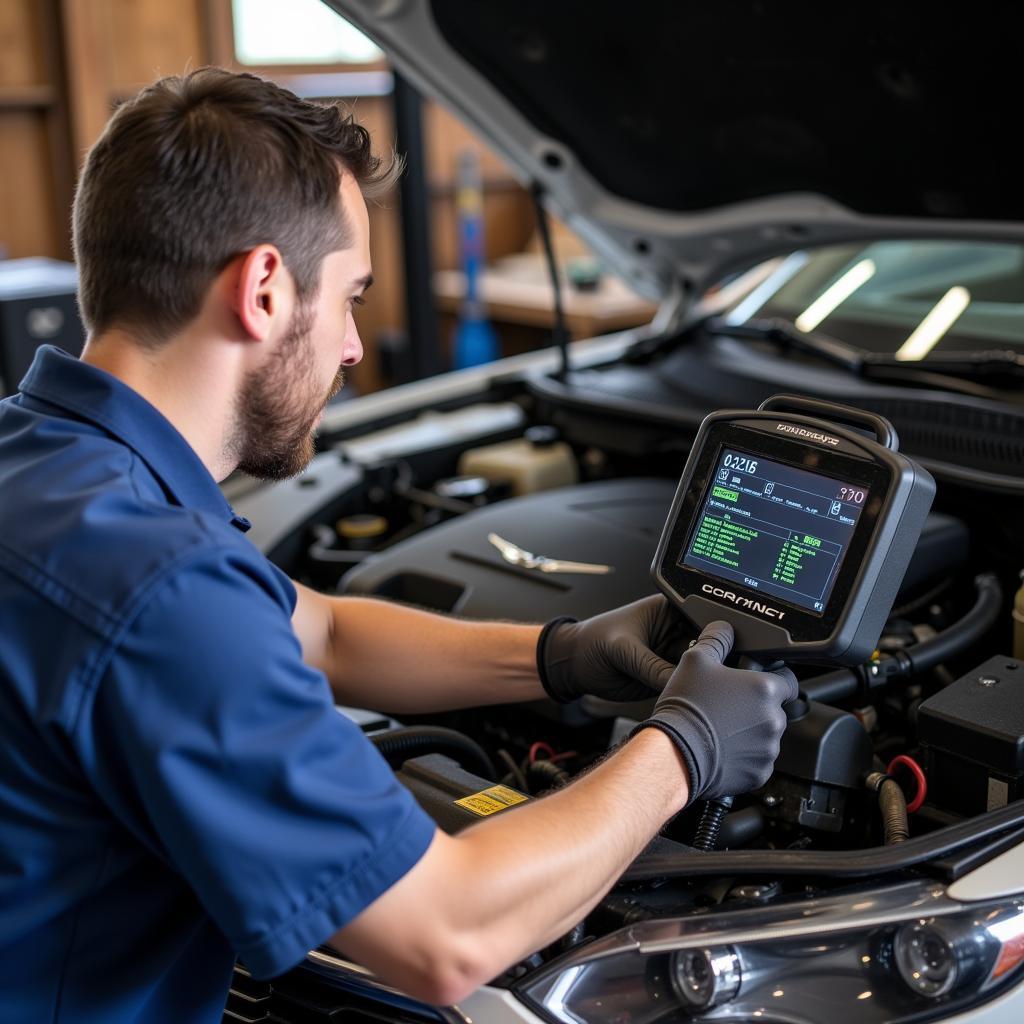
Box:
[396,753,529,833]
[918,655,1024,816]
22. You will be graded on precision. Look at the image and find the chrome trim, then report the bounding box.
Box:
[528,881,957,969]
[302,949,530,1023]
[304,948,392,987]
[303,949,452,1018]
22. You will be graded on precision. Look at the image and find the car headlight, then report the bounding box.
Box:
[517,881,1024,1023]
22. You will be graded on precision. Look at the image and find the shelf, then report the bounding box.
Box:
[0,85,58,111]
[433,259,657,340]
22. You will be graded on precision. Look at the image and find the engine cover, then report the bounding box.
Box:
[342,477,966,626]
[342,478,676,620]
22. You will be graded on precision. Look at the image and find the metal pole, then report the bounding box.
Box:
[392,71,441,380]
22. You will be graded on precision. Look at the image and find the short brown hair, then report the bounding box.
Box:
[72,67,399,346]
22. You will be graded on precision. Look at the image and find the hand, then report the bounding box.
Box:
[537,595,689,703]
[633,620,798,801]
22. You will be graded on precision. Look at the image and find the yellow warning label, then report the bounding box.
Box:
[455,785,528,817]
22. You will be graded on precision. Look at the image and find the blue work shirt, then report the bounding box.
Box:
[0,346,437,1023]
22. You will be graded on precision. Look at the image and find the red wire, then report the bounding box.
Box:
[529,741,556,764]
[549,750,578,764]
[888,754,927,814]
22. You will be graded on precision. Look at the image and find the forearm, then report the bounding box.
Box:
[305,591,544,711]
[453,727,689,955]
[332,728,689,1003]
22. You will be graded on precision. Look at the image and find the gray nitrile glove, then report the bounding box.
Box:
[632,620,798,801]
[537,595,688,703]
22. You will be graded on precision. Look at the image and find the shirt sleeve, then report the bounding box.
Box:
[77,546,437,979]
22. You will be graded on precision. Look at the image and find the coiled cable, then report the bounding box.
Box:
[868,771,910,845]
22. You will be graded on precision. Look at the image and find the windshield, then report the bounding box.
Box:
[725,240,1024,357]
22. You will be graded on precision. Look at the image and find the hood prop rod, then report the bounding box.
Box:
[531,183,570,382]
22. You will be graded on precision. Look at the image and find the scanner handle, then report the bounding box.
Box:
[758,393,899,450]
[737,655,807,720]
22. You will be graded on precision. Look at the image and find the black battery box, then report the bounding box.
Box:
[918,656,1024,816]
[397,753,531,833]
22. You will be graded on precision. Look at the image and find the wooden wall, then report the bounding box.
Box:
[0,0,209,260]
[0,1,71,259]
[0,0,531,392]
[61,0,208,162]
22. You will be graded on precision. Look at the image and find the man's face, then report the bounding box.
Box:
[234,174,371,481]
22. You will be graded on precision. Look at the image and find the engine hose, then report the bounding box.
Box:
[527,759,570,793]
[692,796,734,851]
[718,806,765,848]
[370,726,495,780]
[802,573,1003,704]
[903,573,1002,675]
[870,774,910,845]
[800,668,859,704]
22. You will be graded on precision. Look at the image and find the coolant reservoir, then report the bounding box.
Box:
[457,426,578,496]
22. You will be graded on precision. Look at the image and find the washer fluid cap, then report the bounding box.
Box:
[434,475,490,500]
[525,425,560,447]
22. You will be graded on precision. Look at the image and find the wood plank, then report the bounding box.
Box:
[0,0,48,86]
[351,96,400,396]
[202,0,237,67]
[104,0,207,92]
[0,112,62,258]
[37,0,75,260]
[60,0,113,162]
[0,84,57,109]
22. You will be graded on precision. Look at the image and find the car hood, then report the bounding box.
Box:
[323,0,1024,311]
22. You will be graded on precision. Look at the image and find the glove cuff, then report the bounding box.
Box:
[536,616,579,703]
[628,719,703,803]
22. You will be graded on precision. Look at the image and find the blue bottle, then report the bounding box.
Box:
[452,149,499,369]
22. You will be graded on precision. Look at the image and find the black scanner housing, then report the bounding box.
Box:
[653,398,935,665]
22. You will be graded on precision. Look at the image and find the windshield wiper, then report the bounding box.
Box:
[705,316,1024,391]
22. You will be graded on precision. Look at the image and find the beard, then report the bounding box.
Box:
[231,300,345,481]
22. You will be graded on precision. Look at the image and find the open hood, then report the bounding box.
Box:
[323,0,1024,312]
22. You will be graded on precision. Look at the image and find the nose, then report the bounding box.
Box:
[342,311,363,366]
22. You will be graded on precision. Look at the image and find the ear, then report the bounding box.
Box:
[234,245,289,342]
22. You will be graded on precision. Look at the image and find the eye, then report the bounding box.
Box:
[351,295,366,307]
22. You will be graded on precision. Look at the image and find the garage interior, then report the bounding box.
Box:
[0,0,656,399]
[4,4,1024,1024]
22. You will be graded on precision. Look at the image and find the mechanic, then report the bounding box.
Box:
[0,68,796,1021]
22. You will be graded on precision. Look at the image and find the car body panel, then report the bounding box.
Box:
[323,0,1024,312]
[948,844,1024,903]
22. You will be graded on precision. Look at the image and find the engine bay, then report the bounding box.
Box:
[229,381,1024,996]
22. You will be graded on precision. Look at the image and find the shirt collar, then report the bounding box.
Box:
[19,346,251,532]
